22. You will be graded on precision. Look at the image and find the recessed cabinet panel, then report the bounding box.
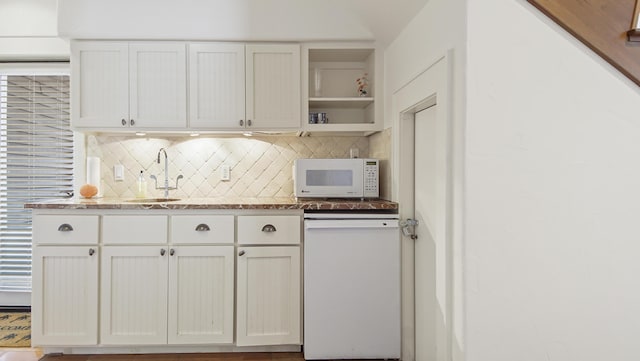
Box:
[71,41,129,128]
[188,43,246,129]
[168,246,234,344]
[100,246,169,345]
[246,45,301,130]
[236,246,301,346]
[129,43,187,128]
[31,246,98,346]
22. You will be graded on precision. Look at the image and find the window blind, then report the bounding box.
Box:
[0,74,73,292]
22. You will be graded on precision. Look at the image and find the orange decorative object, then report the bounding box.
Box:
[80,184,98,198]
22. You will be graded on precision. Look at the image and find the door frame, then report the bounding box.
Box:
[391,49,462,361]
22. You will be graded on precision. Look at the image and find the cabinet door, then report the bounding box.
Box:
[129,43,187,128]
[167,246,234,344]
[71,41,129,128]
[100,246,169,345]
[246,44,301,130]
[236,246,301,346]
[31,246,98,346]
[188,43,246,129]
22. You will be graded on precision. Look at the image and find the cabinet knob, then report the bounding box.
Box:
[195,223,210,232]
[239,250,246,256]
[160,248,166,256]
[239,119,244,126]
[247,119,252,127]
[121,118,127,126]
[170,248,175,256]
[57,223,73,232]
[261,224,277,232]
[130,119,135,126]
[89,248,95,256]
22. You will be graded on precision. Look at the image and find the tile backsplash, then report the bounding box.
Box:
[87,134,372,199]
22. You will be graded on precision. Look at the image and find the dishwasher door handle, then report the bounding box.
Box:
[304,219,399,229]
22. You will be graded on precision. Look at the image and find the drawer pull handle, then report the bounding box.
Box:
[170,248,175,256]
[195,224,210,231]
[261,224,277,232]
[239,250,246,256]
[160,248,166,256]
[58,224,73,232]
[130,119,135,126]
[89,248,95,256]
[121,118,127,126]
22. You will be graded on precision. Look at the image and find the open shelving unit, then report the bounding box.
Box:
[302,44,380,134]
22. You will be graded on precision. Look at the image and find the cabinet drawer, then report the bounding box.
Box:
[170,215,234,244]
[33,215,99,245]
[103,215,168,244]
[237,216,300,245]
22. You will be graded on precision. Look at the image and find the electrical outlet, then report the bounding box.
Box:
[114,164,124,181]
[221,165,230,181]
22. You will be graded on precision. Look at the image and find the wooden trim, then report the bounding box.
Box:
[627,29,640,42]
[528,0,640,86]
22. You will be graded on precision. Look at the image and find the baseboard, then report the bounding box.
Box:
[0,306,31,312]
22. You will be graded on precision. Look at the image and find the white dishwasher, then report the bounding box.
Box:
[303,213,401,360]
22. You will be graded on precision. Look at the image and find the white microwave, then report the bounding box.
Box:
[293,158,379,199]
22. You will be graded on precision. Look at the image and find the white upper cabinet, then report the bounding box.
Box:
[71,42,128,128]
[71,41,187,130]
[246,44,300,130]
[188,43,246,129]
[129,43,187,128]
[189,43,300,130]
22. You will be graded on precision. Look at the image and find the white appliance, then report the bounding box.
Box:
[303,213,401,359]
[293,158,379,199]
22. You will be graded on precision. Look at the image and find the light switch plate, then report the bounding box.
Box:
[114,164,124,181]
[221,165,230,181]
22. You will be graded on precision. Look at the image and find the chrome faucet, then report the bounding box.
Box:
[149,148,183,199]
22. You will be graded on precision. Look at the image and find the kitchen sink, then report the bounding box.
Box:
[125,198,181,203]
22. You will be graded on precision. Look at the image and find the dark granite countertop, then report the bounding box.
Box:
[24,197,398,211]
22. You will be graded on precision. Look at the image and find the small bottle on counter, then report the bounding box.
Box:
[136,170,147,198]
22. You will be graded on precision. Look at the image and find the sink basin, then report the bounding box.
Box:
[125,198,181,203]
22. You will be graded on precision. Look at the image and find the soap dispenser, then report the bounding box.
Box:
[136,170,147,198]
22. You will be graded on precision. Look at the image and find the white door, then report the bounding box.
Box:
[31,246,99,346]
[188,43,246,129]
[414,105,449,361]
[246,44,301,130]
[129,43,187,128]
[71,41,129,128]
[236,246,301,346]
[100,246,169,345]
[167,246,234,344]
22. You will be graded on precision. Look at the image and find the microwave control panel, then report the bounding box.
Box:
[364,159,379,198]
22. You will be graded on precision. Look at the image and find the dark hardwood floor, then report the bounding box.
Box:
[39,352,305,361]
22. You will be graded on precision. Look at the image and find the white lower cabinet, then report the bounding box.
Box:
[31,210,302,350]
[236,246,301,346]
[168,246,234,344]
[100,246,169,345]
[31,246,99,346]
[101,245,234,345]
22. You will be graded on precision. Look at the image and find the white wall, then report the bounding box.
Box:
[385,0,466,359]
[465,1,640,360]
[57,0,427,45]
[0,0,69,60]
